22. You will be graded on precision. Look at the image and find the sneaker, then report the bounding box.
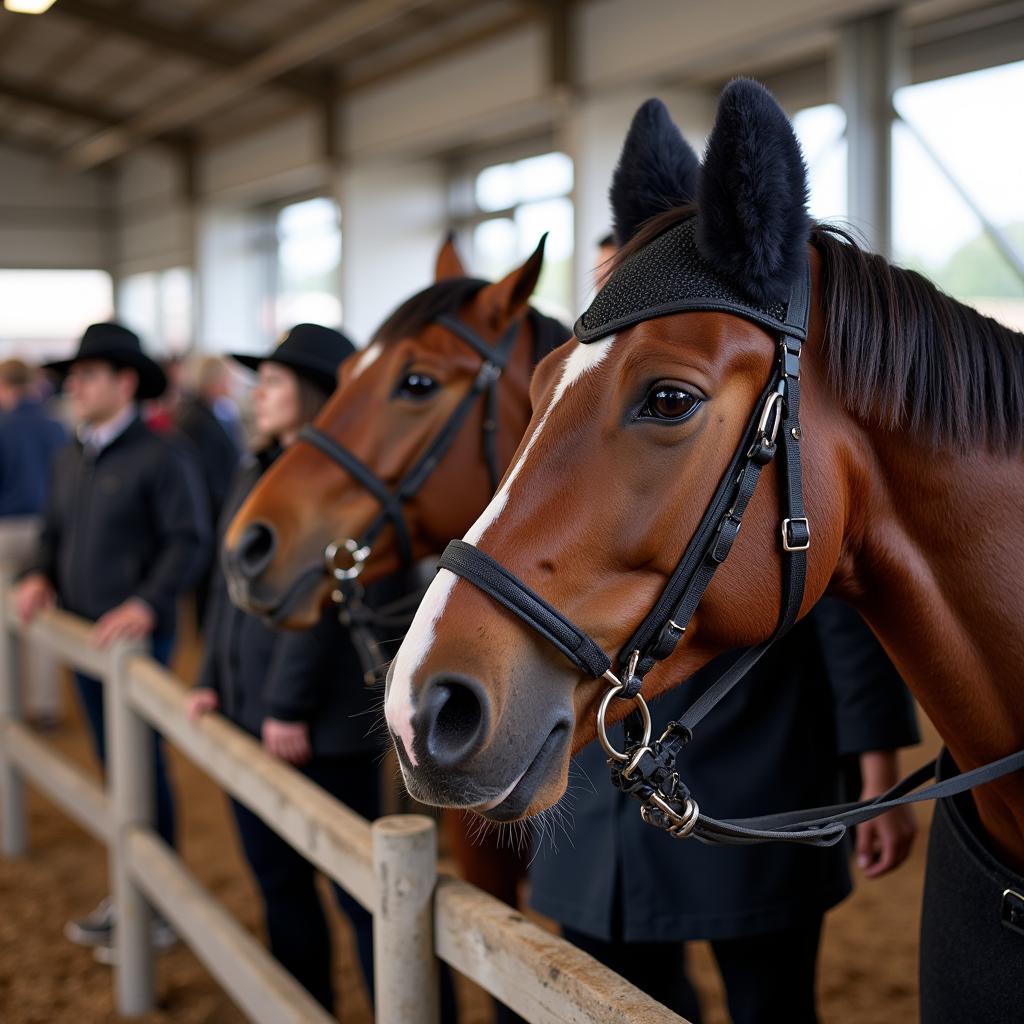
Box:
[64,897,114,947]
[92,917,178,965]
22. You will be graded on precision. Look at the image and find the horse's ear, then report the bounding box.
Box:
[696,79,810,305]
[610,98,700,245]
[435,232,467,281]
[476,234,546,328]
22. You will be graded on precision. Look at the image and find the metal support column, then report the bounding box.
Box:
[837,8,906,258]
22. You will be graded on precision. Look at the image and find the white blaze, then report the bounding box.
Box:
[351,342,383,378]
[384,337,616,763]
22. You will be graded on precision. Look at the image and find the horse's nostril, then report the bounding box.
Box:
[421,677,489,768]
[233,521,277,581]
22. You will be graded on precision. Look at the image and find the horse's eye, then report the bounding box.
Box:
[640,385,701,422]
[396,372,438,399]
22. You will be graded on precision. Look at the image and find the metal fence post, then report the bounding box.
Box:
[372,814,440,1024]
[105,640,155,1015]
[0,573,27,857]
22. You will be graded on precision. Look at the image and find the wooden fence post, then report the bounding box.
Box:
[106,641,155,1015]
[372,814,440,1024]
[0,573,27,857]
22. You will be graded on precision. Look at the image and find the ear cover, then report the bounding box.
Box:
[610,98,700,245]
[696,79,810,306]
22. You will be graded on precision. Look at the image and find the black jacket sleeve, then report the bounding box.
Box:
[815,597,920,756]
[261,611,333,722]
[133,443,211,621]
[194,574,225,696]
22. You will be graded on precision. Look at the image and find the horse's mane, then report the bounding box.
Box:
[373,277,570,366]
[612,206,1024,454]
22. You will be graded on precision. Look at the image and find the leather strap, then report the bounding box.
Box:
[439,539,611,678]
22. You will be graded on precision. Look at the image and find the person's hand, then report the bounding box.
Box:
[262,718,311,765]
[187,689,219,723]
[855,749,918,878]
[92,598,156,648]
[15,574,55,625]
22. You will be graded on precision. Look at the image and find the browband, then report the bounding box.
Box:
[574,215,807,345]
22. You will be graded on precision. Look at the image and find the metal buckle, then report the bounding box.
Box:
[597,652,652,764]
[1002,888,1024,937]
[781,517,810,552]
[756,391,783,446]
[325,538,371,583]
[641,791,700,838]
[781,339,802,380]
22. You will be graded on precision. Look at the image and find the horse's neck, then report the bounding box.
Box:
[842,434,1024,866]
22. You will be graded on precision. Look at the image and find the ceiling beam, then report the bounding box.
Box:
[344,9,531,93]
[49,0,330,100]
[64,0,435,171]
[0,72,134,126]
[0,73,194,159]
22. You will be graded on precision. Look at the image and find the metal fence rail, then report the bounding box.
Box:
[0,575,686,1023]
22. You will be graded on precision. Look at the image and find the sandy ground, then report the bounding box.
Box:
[0,641,940,1024]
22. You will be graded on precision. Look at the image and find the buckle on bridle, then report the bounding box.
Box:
[748,391,782,464]
[597,652,652,763]
[325,538,371,585]
[781,517,810,552]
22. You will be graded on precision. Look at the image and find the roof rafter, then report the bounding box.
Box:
[64,0,434,170]
[50,0,331,100]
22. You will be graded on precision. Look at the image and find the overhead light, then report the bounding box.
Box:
[4,0,58,12]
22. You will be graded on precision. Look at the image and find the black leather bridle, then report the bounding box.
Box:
[435,245,1024,847]
[289,311,523,682]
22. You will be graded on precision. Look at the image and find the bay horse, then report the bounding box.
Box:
[385,81,1024,1018]
[222,238,570,907]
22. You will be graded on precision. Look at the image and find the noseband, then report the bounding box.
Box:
[437,216,1024,847]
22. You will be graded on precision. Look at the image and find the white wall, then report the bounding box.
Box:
[114,150,193,277]
[0,143,109,270]
[565,86,716,309]
[337,158,447,344]
[196,205,275,353]
[343,25,550,159]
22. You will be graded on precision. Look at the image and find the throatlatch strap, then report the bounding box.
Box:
[439,540,612,678]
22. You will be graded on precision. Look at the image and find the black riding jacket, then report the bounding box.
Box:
[27,415,210,635]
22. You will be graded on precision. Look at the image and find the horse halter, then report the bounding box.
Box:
[437,215,1024,846]
[297,312,520,582]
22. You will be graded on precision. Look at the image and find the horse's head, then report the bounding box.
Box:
[386,84,854,818]
[222,235,553,628]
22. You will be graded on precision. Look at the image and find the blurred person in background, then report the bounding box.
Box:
[0,358,68,728]
[142,355,184,433]
[13,322,210,962]
[186,325,409,1017]
[176,356,243,627]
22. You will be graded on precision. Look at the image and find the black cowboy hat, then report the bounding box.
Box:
[231,323,356,393]
[43,322,167,400]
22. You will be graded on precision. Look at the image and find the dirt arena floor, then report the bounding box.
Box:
[0,635,941,1024]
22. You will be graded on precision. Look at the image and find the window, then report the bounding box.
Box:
[456,151,574,321]
[892,60,1024,329]
[0,269,113,361]
[792,104,847,224]
[274,196,342,333]
[118,267,194,357]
